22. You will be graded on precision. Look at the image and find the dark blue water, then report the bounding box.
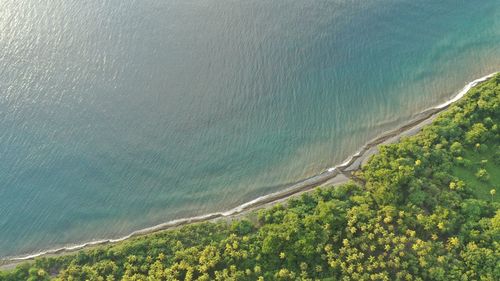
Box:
[1,0,499,257]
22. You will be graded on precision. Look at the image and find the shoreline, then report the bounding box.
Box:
[1,71,497,268]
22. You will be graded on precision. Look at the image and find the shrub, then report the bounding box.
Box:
[475,168,490,182]
[466,123,488,144]
[450,142,463,156]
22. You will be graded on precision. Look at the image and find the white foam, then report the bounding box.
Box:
[435,72,498,109]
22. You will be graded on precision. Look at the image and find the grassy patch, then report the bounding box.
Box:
[451,143,499,202]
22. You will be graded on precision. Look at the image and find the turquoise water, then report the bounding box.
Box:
[1,0,500,258]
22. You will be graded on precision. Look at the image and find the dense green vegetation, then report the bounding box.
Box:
[1,74,499,281]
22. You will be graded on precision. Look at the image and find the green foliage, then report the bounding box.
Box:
[451,142,500,202]
[450,141,463,156]
[476,168,490,182]
[466,123,489,144]
[493,149,500,165]
[231,220,255,236]
[1,74,499,280]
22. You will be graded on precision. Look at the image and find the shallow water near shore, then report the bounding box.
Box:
[1,0,500,258]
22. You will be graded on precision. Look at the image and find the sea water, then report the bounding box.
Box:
[1,0,500,258]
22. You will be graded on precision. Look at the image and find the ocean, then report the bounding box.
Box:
[1,0,500,258]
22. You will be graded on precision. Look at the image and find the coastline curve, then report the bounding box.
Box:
[3,71,498,265]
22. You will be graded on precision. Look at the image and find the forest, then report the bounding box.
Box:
[1,74,499,280]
